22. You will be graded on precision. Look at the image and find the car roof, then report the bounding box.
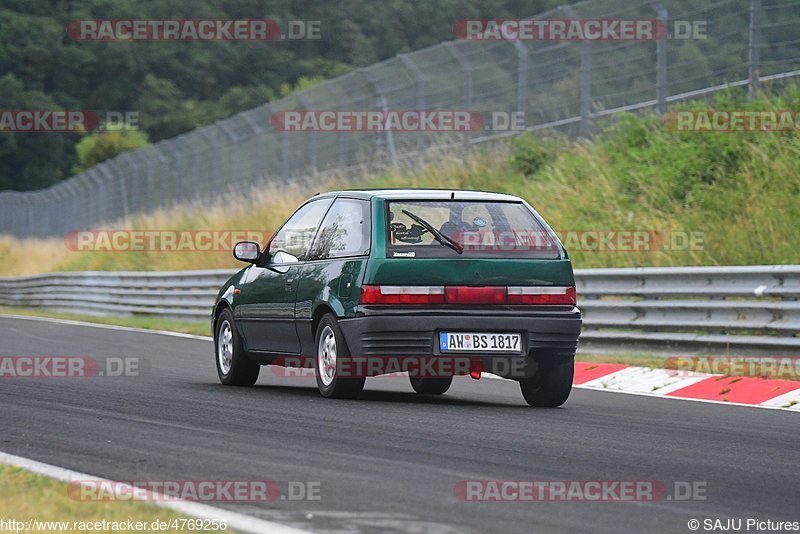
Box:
[314,189,524,202]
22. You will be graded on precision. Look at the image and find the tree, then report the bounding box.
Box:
[72,129,149,174]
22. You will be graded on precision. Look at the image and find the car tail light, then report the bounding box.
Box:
[507,286,576,305]
[445,286,506,305]
[361,285,576,306]
[360,285,445,305]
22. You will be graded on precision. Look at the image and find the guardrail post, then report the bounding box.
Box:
[748,0,761,95]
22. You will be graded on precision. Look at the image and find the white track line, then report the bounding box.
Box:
[0,313,212,341]
[0,451,312,534]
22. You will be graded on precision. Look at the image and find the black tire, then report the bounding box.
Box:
[215,309,260,386]
[519,360,574,407]
[314,314,365,399]
[409,376,453,395]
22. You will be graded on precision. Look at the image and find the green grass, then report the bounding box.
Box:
[0,465,227,534]
[0,307,209,337]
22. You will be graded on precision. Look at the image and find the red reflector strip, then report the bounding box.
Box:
[507,286,576,305]
[445,286,507,305]
[360,285,445,305]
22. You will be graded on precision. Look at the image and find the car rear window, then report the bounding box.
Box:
[386,200,561,259]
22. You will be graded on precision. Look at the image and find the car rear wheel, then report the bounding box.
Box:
[215,309,260,386]
[409,376,453,395]
[314,314,365,399]
[519,360,573,407]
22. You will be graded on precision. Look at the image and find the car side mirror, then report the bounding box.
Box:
[233,241,261,263]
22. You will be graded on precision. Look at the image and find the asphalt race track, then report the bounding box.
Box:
[0,316,796,533]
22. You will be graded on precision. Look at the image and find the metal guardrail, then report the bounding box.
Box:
[1,266,798,352]
[575,265,800,351]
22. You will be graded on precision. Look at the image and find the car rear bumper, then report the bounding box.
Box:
[337,306,581,379]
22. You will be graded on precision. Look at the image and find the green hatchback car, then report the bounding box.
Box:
[212,189,581,406]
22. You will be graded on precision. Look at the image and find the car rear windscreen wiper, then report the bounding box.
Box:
[401,209,464,254]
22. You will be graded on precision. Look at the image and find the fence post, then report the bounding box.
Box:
[153,145,170,206]
[71,175,88,230]
[119,153,138,217]
[651,2,668,114]
[271,105,290,181]
[61,181,80,234]
[360,68,398,169]
[192,126,219,195]
[298,94,318,174]
[165,143,182,203]
[323,80,351,168]
[216,122,240,188]
[241,110,265,183]
[748,0,761,95]
[86,169,105,227]
[444,41,474,154]
[561,5,592,136]
[398,54,427,162]
[512,41,529,117]
[97,163,128,222]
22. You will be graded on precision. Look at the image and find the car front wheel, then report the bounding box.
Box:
[215,309,260,386]
[519,359,573,407]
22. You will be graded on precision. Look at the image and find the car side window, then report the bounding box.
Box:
[269,198,333,261]
[307,198,371,260]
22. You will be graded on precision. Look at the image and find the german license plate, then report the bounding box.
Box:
[439,332,522,353]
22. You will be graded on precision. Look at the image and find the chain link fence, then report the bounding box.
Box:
[1,0,799,238]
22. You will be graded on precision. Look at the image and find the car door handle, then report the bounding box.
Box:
[285,279,294,290]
